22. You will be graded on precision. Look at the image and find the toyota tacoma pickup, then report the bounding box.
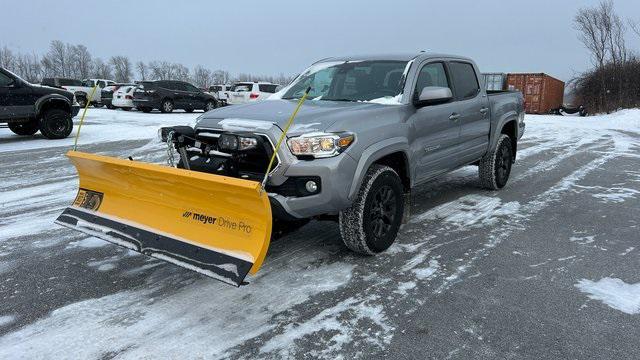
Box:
[1,67,79,139]
[164,53,525,253]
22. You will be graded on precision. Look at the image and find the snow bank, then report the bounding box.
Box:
[576,278,640,314]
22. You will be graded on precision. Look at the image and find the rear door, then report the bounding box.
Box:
[184,83,205,108]
[165,81,186,107]
[447,61,490,164]
[408,61,463,182]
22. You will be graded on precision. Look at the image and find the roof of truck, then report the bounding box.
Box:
[317,52,470,63]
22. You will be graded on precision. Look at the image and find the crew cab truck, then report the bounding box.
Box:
[168,53,525,253]
[1,67,79,139]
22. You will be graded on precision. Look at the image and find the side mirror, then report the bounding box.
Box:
[415,86,452,107]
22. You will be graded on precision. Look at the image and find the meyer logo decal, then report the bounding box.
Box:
[73,189,103,211]
[183,211,217,225]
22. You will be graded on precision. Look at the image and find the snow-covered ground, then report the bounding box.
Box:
[0,108,639,359]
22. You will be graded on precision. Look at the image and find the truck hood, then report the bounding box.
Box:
[196,99,402,136]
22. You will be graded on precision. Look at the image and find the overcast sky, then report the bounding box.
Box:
[2,0,639,81]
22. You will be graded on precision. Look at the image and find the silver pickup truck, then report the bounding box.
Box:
[177,53,525,254]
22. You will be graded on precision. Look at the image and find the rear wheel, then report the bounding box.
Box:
[339,165,404,254]
[478,134,513,190]
[205,100,216,111]
[160,99,174,113]
[39,109,73,139]
[8,120,39,136]
[76,97,87,108]
[122,107,131,111]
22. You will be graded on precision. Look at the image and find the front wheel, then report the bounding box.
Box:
[205,101,216,111]
[39,109,73,139]
[8,120,39,136]
[478,134,513,190]
[339,165,404,255]
[76,97,87,108]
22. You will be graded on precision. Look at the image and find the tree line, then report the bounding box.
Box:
[0,40,294,88]
[573,1,640,113]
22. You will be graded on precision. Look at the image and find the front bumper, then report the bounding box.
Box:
[194,125,358,219]
[268,154,358,219]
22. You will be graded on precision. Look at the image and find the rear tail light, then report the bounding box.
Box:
[249,93,259,99]
[125,95,133,100]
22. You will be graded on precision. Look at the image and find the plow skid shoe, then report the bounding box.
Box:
[55,151,272,286]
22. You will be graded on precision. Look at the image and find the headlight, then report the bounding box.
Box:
[287,133,354,158]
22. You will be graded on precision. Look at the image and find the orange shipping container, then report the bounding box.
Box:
[506,73,564,114]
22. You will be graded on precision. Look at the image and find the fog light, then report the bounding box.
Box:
[219,134,238,151]
[305,180,318,193]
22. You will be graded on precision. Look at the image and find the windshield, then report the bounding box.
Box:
[279,60,409,104]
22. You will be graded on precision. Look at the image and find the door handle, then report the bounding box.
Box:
[449,113,460,121]
[480,107,489,114]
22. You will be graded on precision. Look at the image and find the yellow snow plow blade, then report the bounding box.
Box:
[55,151,272,286]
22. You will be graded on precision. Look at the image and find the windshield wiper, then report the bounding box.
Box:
[322,98,358,102]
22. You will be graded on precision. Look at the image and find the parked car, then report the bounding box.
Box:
[207,84,233,105]
[111,85,136,110]
[101,83,135,109]
[42,77,115,107]
[226,82,279,104]
[1,67,79,139]
[168,53,525,254]
[132,80,219,113]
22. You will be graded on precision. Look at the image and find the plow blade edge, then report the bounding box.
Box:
[55,151,272,286]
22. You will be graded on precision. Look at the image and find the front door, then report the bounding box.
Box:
[408,61,462,182]
[0,71,32,120]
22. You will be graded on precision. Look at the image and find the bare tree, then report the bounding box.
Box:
[44,40,71,77]
[110,55,132,82]
[92,58,113,79]
[136,61,148,81]
[0,46,16,69]
[211,70,230,84]
[71,45,92,78]
[192,65,211,88]
[14,53,42,83]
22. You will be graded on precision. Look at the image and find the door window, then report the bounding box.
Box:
[184,84,200,93]
[449,62,480,100]
[414,62,449,98]
[0,72,13,87]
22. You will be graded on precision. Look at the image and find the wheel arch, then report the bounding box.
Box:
[35,95,72,118]
[347,138,411,200]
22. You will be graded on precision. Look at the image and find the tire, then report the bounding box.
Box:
[339,165,404,255]
[160,99,174,113]
[140,107,152,113]
[8,120,39,136]
[478,134,513,190]
[122,107,131,111]
[76,97,87,108]
[205,101,216,111]
[39,108,73,139]
[106,104,115,110]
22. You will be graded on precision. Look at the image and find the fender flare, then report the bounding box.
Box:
[489,111,519,150]
[347,137,410,200]
[35,94,72,116]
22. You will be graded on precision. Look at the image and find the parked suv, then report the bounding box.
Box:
[1,68,79,139]
[226,82,279,104]
[133,80,219,113]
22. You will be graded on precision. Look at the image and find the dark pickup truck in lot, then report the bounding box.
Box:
[0,68,79,139]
